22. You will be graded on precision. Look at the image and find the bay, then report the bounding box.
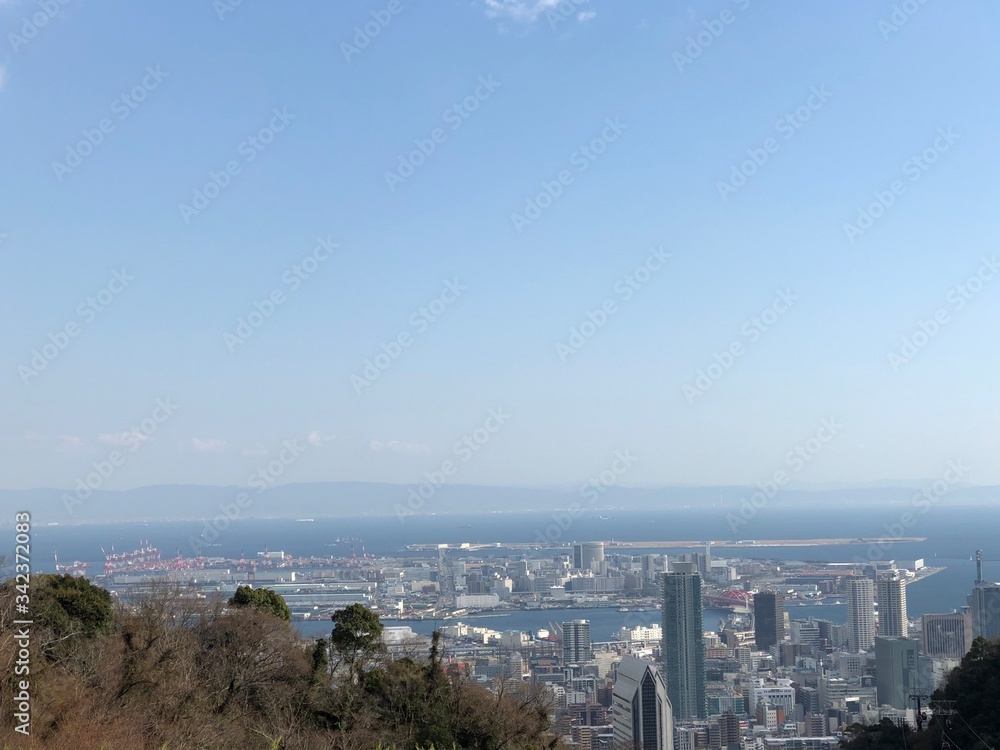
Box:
[18,505,997,640]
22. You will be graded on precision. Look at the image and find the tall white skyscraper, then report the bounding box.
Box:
[847,576,876,652]
[877,573,908,637]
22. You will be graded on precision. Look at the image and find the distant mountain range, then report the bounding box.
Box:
[0,481,997,525]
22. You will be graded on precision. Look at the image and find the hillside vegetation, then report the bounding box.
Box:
[0,575,558,750]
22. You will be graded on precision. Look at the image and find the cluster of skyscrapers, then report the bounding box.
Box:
[609,550,1000,749]
[453,544,1000,749]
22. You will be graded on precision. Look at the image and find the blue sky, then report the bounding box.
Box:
[3,0,999,491]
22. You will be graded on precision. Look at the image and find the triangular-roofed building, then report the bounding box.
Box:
[612,654,675,750]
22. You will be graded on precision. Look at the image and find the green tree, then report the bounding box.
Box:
[840,719,913,750]
[416,631,456,749]
[33,573,114,640]
[227,585,291,622]
[331,603,384,683]
[311,637,330,683]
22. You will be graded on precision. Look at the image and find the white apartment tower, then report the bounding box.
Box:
[877,573,908,637]
[847,576,876,652]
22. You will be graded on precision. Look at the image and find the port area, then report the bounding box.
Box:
[83,540,942,624]
[86,542,380,622]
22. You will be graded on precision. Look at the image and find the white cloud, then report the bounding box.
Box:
[0,66,7,93]
[369,439,430,455]
[482,0,562,23]
[307,430,335,447]
[191,437,228,453]
[577,10,596,22]
[56,434,86,452]
[23,431,44,443]
[242,443,268,457]
[99,431,152,447]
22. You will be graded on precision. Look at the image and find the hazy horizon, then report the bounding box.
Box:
[3,477,996,494]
